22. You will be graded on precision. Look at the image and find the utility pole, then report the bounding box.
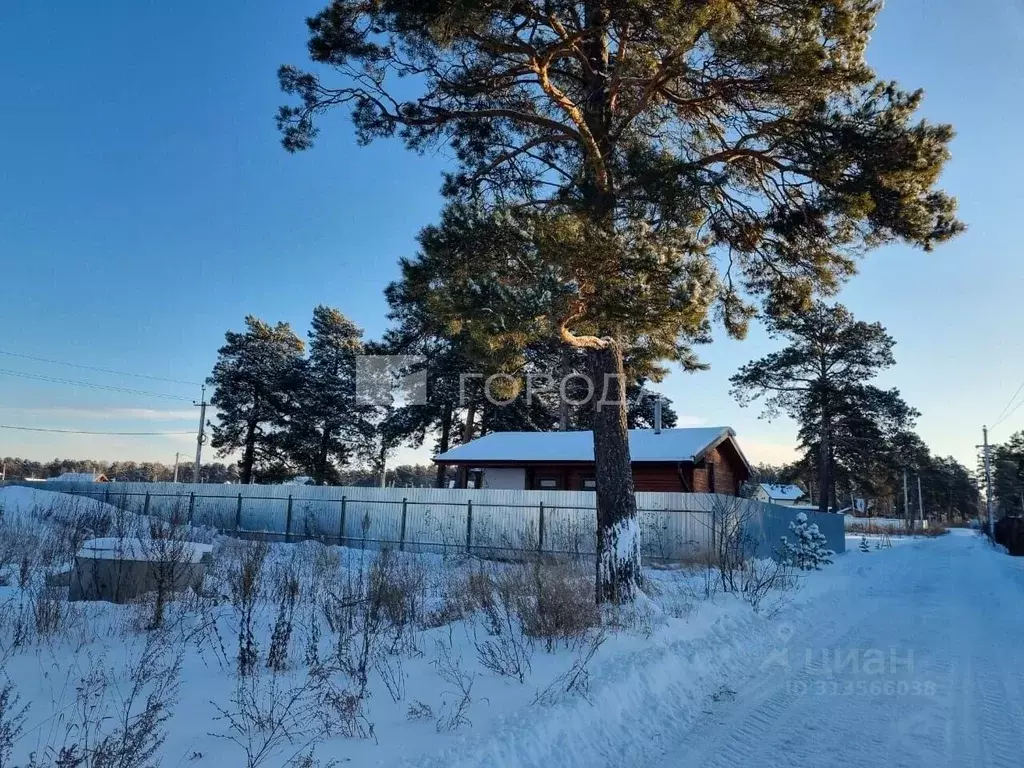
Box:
[982,425,994,539]
[903,469,909,524]
[193,385,208,484]
[173,452,181,483]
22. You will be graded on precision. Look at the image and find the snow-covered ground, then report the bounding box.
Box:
[1,487,1020,767]
[633,530,1024,768]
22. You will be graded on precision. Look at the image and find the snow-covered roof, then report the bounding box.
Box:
[758,483,805,501]
[435,426,746,466]
[52,472,107,482]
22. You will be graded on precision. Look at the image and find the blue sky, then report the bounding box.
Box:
[1,0,1022,469]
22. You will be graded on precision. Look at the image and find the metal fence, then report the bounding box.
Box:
[34,481,846,560]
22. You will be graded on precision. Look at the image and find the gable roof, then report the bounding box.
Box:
[435,426,749,469]
[758,483,805,501]
[51,472,108,482]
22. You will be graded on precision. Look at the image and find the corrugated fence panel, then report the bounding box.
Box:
[36,481,845,559]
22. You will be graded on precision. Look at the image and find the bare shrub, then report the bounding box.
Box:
[302,608,322,669]
[305,542,341,591]
[314,549,427,740]
[436,559,597,654]
[228,541,269,677]
[212,668,330,768]
[33,585,66,639]
[471,570,533,682]
[424,565,491,628]
[741,556,797,616]
[0,680,28,768]
[377,652,407,703]
[705,497,798,612]
[475,625,532,682]
[433,637,476,732]
[532,629,608,706]
[141,523,203,631]
[39,632,182,768]
[406,700,433,721]
[516,561,599,652]
[267,571,300,673]
[644,576,696,619]
[707,496,755,593]
[603,598,656,638]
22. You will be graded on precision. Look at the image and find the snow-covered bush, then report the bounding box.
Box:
[779,513,834,571]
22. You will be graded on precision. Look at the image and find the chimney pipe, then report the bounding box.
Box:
[654,397,662,434]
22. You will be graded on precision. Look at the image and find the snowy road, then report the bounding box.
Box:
[647,531,1024,768]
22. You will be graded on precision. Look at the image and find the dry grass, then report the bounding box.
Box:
[846,521,948,537]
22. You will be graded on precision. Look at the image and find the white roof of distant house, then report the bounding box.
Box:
[435,426,748,467]
[52,472,108,483]
[758,483,805,501]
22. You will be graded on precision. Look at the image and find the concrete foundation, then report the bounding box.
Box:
[68,538,213,603]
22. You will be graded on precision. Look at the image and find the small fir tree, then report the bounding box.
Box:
[859,536,871,553]
[780,513,835,570]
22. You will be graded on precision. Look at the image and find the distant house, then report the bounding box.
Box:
[52,472,109,483]
[752,483,806,506]
[434,426,751,494]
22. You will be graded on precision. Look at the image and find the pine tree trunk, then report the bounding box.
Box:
[818,409,830,515]
[458,400,477,489]
[314,425,331,485]
[559,347,572,431]
[461,399,477,443]
[435,402,453,488]
[587,343,640,604]
[241,419,258,485]
[572,6,637,602]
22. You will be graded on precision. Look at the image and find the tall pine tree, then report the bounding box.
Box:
[279,0,962,601]
[731,303,908,513]
[284,306,372,484]
[208,316,304,484]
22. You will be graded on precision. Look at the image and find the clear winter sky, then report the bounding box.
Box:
[1,0,1022,471]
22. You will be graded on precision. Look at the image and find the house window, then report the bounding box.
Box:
[708,462,716,493]
[581,478,596,490]
[538,477,559,490]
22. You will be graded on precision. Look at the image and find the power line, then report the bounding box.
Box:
[0,368,193,401]
[0,349,202,387]
[991,378,1024,430]
[994,397,1024,432]
[0,424,193,436]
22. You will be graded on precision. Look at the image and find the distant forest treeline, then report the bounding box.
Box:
[0,457,445,488]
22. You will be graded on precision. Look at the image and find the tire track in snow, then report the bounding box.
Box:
[645,533,1024,768]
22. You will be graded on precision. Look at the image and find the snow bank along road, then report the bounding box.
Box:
[412,531,1024,768]
[646,531,1024,768]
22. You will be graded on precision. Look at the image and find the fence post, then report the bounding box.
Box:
[103,488,110,506]
[465,499,473,554]
[399,498,408,552]
[187,492,195,525]
[235,493,243,532]
[538,501,545,554]
[338,496,347,546]
[143,492,151,517]
[285,495,294,543]
[710,504,717,556]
